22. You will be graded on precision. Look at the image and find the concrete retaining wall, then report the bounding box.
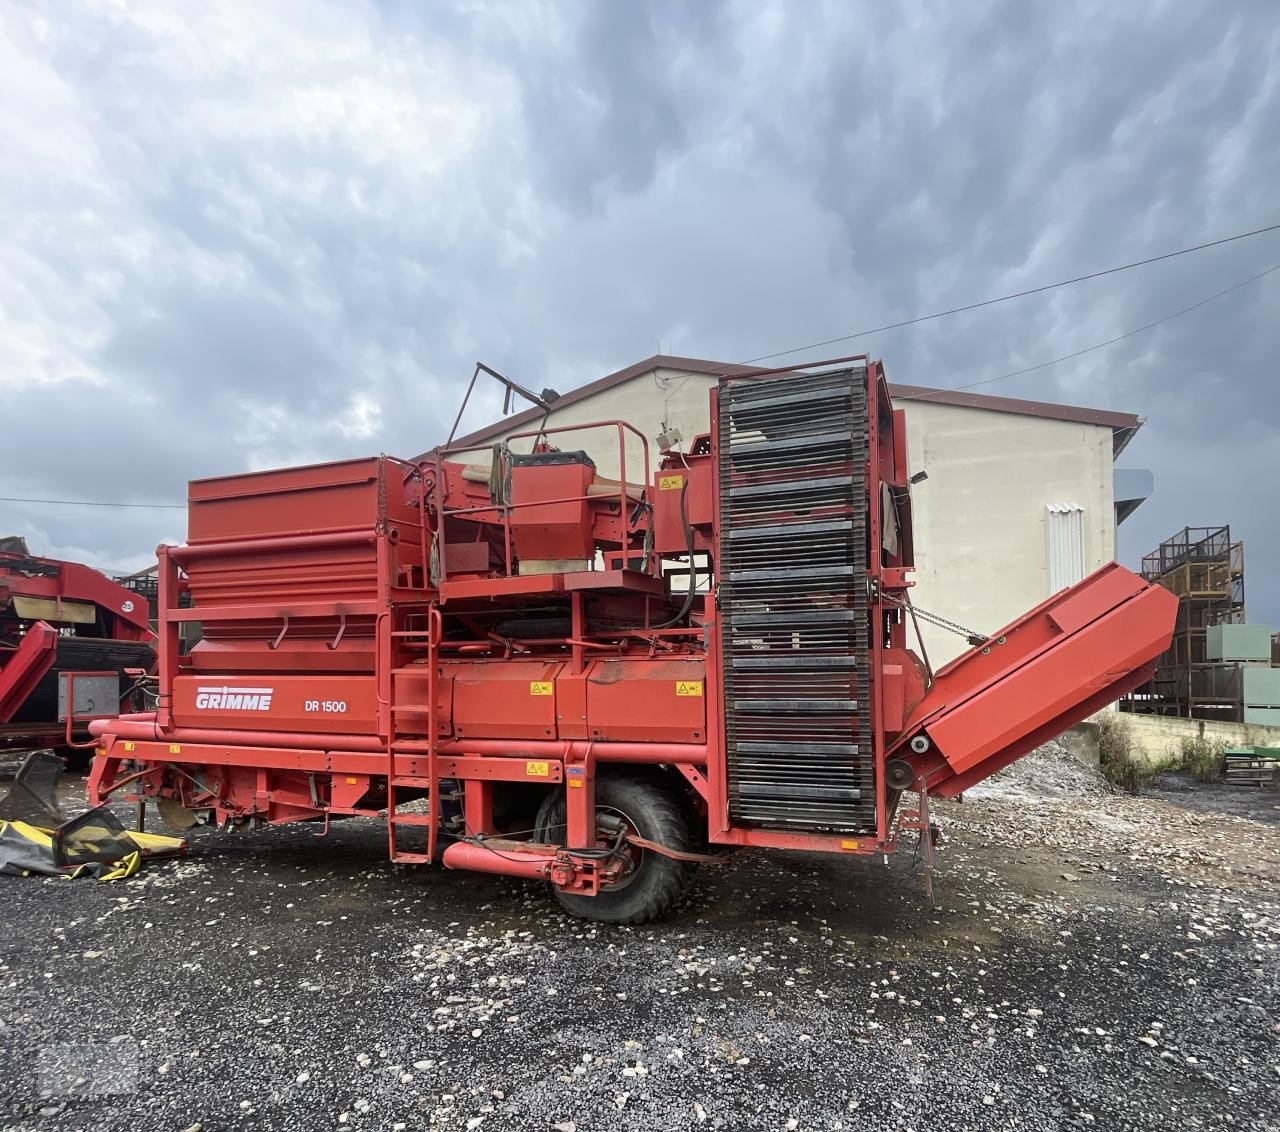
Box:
[1112,711,1280,765]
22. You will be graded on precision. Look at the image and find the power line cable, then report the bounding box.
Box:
[908,261,1280,401]
[0,495,185,510]
[743,221,1280,364]
[6,226,1278,515]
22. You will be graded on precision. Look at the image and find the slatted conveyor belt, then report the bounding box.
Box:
[718,367,874,830]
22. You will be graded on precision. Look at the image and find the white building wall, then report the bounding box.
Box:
[901,401,1114,665]
[459,367,1117,667]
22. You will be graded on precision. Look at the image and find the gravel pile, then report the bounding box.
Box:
[966,739,1111,804]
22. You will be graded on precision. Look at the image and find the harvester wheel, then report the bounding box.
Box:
[535,773,696,924]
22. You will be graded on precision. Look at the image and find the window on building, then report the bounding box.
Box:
[1046,504,1086,594]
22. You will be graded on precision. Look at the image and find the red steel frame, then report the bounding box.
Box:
[86,360,1177,906]
[1,549,152,748]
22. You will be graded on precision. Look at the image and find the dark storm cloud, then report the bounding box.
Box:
[2,2,1277,616]
[101,285,343,397]
[515,1,722,211]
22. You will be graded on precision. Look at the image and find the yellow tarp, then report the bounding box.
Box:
[0,817,185,881]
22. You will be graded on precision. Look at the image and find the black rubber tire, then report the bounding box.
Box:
[56,745,91,774]
[534,773,697,924]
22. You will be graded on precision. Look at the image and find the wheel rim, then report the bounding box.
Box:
[596,804,645,892]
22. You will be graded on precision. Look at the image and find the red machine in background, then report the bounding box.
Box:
[88,360,1176,922]
[1,539,155,758]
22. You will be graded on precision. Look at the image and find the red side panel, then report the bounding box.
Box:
[171,675,378,734]
[448,660,565,740]
[507,461,596,563]
[895,562,1177,796]
[187,458,389,544]
[585,658,707,743]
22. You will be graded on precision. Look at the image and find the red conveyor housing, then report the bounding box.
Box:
[891,562,1179,797]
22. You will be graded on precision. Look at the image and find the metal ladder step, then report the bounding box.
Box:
[388,813,434,827]
[391,739,434,753]
[391,775,433,788]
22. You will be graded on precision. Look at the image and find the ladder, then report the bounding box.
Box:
[385,604,441,864]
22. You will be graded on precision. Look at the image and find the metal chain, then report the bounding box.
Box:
[882,591,989,644]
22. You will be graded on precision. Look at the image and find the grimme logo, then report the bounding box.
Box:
[194,686,274,711]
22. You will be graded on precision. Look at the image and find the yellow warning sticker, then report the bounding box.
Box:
[529,681,554,696]
[169,744,181,754]
[123,742,135,752]
[675,680,703,697]
[525,760,551,778]
[659,474,684,490]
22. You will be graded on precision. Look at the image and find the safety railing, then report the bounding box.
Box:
[433,419,653,582]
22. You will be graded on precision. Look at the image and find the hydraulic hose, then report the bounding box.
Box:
[654,480,698,629]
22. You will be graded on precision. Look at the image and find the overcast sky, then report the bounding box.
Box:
[2,2,1278,620]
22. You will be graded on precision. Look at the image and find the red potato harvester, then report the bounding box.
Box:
[1,542,154,760]
[88,360,1176,923]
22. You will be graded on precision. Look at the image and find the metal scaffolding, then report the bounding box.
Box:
[1122,525,1245,720]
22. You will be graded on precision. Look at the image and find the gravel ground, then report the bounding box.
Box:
[1,743,1277,1131]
